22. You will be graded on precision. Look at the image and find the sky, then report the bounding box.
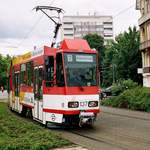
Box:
[0,0,140,56]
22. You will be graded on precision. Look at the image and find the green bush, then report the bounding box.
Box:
[101,87,150,112]
[111,79,138,96]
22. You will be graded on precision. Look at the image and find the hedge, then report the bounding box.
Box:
[101,87,150,112]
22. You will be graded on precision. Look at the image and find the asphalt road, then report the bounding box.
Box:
[52,106,150,150]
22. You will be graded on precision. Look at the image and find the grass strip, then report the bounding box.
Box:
[0,102,70,150]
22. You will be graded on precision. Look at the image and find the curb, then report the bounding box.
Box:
[54,146,88,150]
[0,99,8,103]
[101,106,150,121]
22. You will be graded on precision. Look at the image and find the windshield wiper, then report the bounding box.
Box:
[74,77,84,91]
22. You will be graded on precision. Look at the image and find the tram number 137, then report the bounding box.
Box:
[80,101,88,107]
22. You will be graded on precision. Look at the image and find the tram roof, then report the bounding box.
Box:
[12,39,96,65]
[60,39,91,51]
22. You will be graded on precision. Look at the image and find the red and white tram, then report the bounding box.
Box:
[8,39,100,126]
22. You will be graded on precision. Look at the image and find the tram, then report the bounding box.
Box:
[8,39,100,126]
[8,6,101,126]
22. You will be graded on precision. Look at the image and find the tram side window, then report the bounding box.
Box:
[12,68,15,88]
[56,53,65,87]
[34,67,43,99]
[21,71,26,84]
[14,73,19,96]
[45,56,54,87]
[20,64,26,85]
[39,67,43,99]
[26,62,33,86]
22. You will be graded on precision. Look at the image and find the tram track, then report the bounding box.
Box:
[63,125,150,150]
[67,130,129,150]
[68,127,150,146]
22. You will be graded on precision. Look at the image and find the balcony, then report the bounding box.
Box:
[140,40,150,50]
[138,12,150,26]
[143,67,150,73]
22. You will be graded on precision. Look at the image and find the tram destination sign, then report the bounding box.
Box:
[66,53,95,63]
[76,55,93,62]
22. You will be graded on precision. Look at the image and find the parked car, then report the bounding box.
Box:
[103,86,112,96]
[99,86,113,100]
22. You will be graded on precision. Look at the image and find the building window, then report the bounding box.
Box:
[141,0,145,15]
[63,22,73,25]
[145,0,149,13]
[140,27,146,42]
[147,23,150,40]
[104,28,113,30]
[104,34,113,37]
[64,34,73,36]
[64,28,73,30]
[104,22,112,25]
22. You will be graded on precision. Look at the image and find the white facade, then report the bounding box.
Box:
[62,15,113,41]
[136,0,150,87]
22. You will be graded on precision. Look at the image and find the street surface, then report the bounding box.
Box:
[52,106,150,150]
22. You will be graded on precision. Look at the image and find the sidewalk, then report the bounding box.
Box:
[101,105,150,121]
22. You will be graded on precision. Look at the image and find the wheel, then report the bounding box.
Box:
[21,106,27,117]
[26,108,33,119]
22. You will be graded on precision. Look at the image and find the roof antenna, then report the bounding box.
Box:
[33,6,64,48]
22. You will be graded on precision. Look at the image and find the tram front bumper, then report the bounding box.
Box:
[79,112,96,126]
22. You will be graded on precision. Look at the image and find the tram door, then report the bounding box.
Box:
[34,66,43,121]
[14,72,20,111]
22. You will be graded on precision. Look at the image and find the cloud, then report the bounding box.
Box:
[0,0,139,38]
[0,0,140,55]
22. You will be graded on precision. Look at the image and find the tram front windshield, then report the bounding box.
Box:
[64,53,97,87]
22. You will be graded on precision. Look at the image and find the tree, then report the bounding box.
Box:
[83,33,104,84]
[0,54,11,89]
[114,26,142,83]
[103,26,142,87]
[103,41,117,86]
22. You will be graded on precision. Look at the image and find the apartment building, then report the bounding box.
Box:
[136,0,150,87]
[62,15,113,42]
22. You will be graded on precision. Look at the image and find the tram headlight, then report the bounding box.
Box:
[68,101,79,108]
[88,101,98,107]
